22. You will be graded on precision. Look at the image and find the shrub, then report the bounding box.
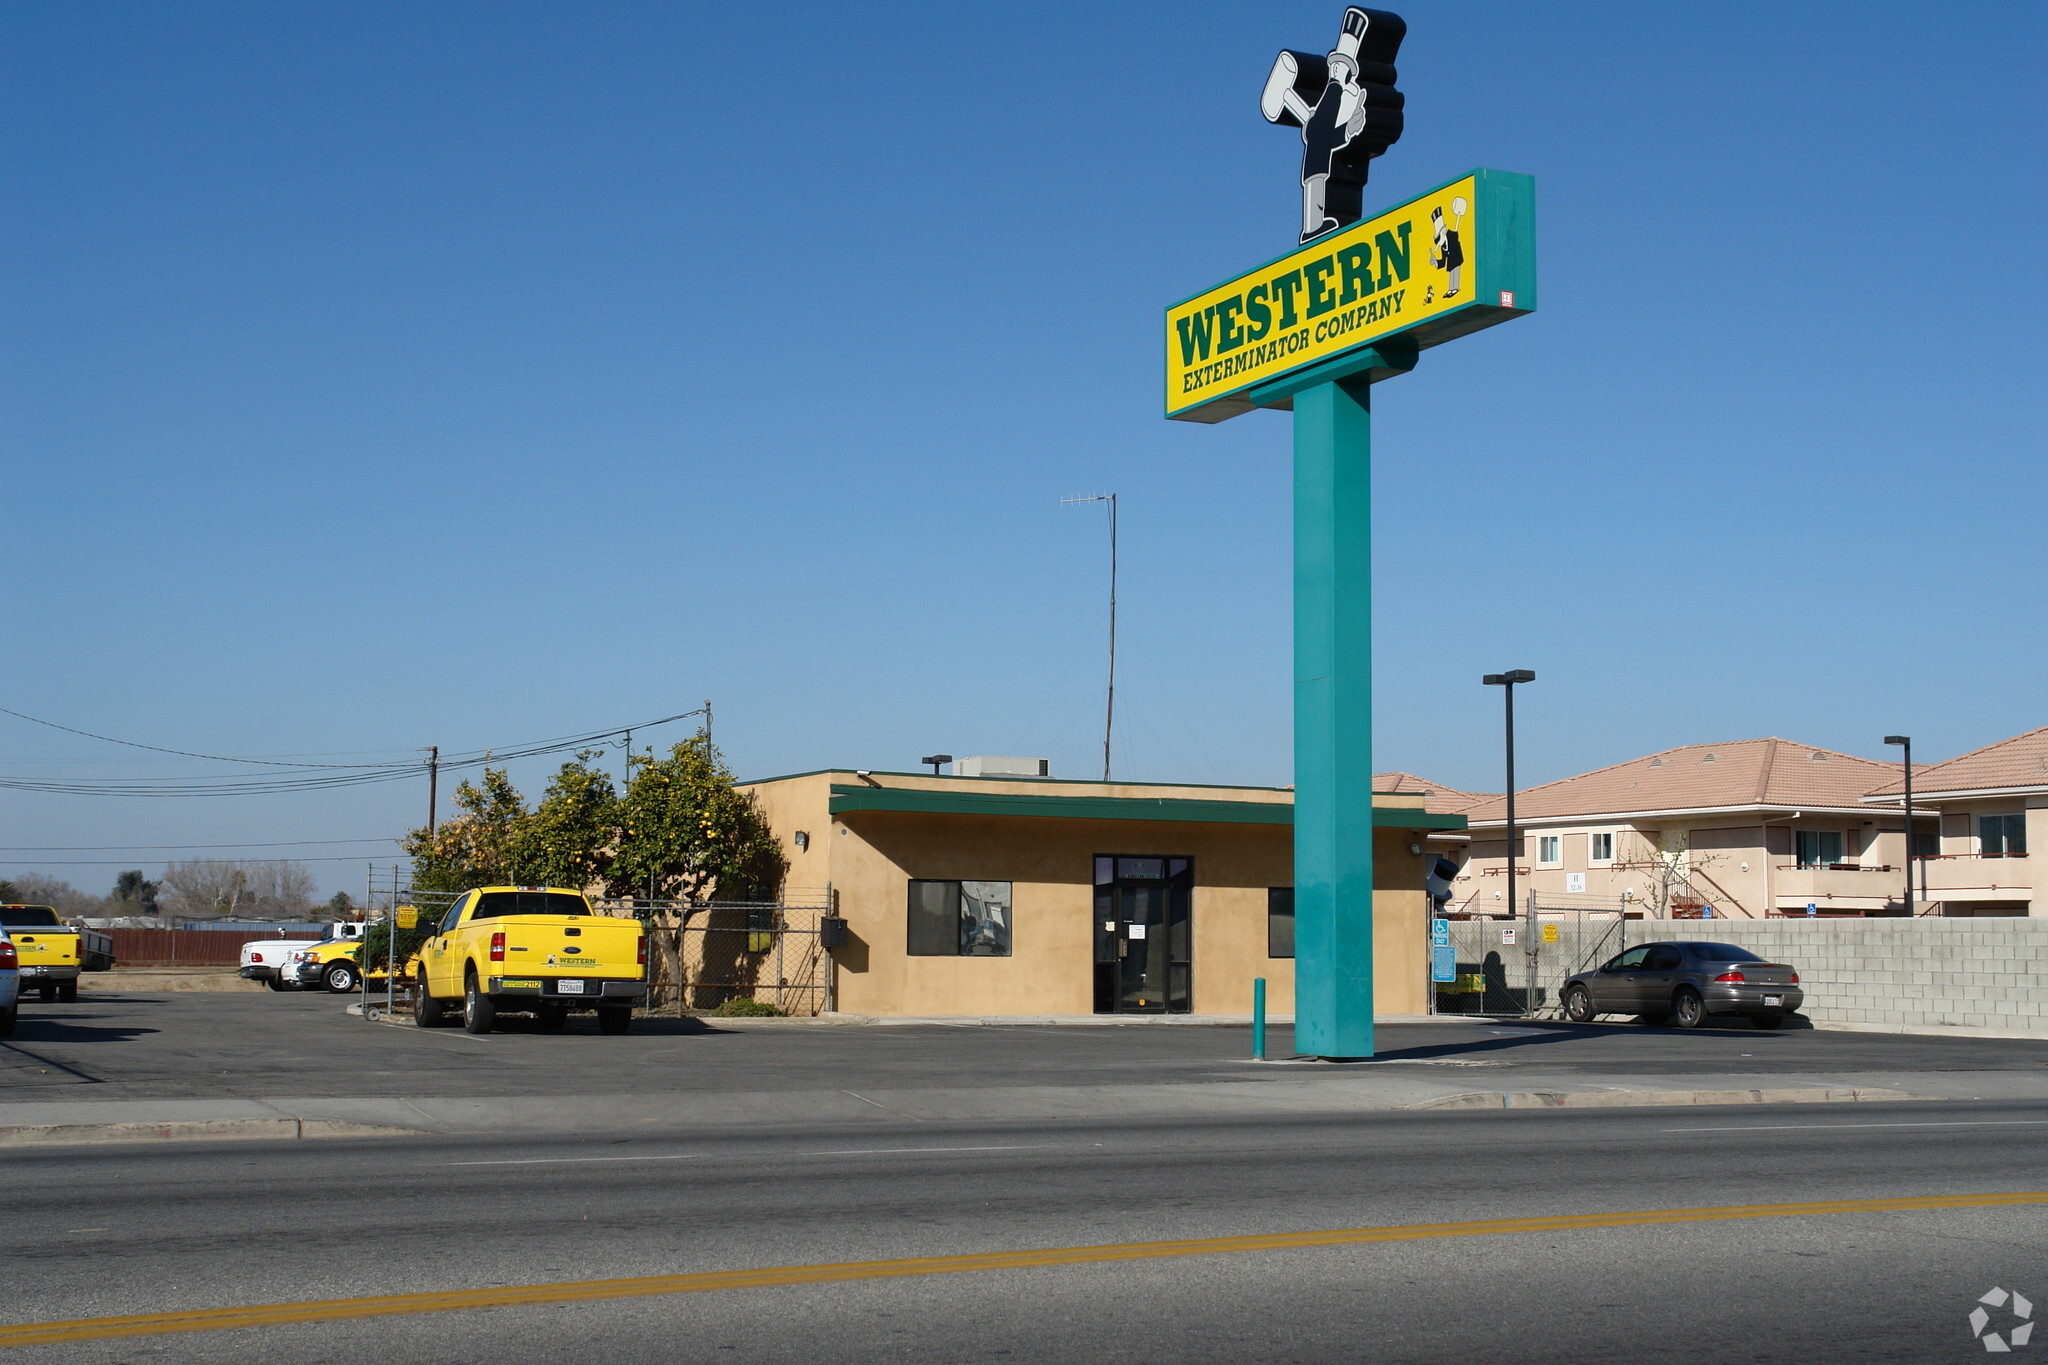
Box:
[707,996,784,1018]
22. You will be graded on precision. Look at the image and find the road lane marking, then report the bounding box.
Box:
[804,1145,1037,1156]
[1666,1120,2048,1133]
[3,1191,2043,1349]
[448,1144,1056,1167]
[447,1154,703,1167]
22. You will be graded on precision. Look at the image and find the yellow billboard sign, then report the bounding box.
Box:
[1165,169,1534,422]
[396,905,418,930]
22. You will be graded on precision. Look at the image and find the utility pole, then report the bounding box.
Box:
[427,745,439,837]
[704,699,713,748]
[1062,493,1118,780]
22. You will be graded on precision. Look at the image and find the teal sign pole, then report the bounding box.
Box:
[1290,373,1377,1058]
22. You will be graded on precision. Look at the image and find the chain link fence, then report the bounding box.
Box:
[352,869,835,1019]
[1432,897,1630,1017]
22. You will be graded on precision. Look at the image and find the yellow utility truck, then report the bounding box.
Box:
[414,886,645,1035]
[1,905,115,1002]
[290,929,421,994]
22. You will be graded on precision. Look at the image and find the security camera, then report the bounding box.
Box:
[855,770,871,778]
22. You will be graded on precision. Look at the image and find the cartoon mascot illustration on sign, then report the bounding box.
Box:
[1260,7,1407,244]
[1424,195,1467,304]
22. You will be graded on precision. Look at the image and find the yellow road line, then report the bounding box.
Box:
[3,1191,2042,1350]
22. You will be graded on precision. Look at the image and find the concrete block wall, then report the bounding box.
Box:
[1622,919,2048,1033]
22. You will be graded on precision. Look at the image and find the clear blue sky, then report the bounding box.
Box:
[5,1,2044,899]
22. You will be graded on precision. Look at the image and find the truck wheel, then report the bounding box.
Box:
[0,1003,15,1038]
[323,963,358,994]
[597,1007,632,1036]
[57,980,78,1003]
[266,976,287,992]
[463,973,496,1035]
[414,975,447,1028]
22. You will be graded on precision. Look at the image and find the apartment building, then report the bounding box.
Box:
[1446,738,1919,918]
[1863,724,2046,916]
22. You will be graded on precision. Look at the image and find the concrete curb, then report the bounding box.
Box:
[88,971,269,993]
[1409,1086,1937,1111]
[0,1117,422,1149]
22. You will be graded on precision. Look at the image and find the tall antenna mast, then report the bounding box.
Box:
[1061,492,1118,780]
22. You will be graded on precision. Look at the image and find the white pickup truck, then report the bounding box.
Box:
[240,923,361,991]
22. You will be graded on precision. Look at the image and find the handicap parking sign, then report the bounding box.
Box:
[1431,918,1450,947]
[1431,945,1457,983]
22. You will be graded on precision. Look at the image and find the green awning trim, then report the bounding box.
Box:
[827,785,1467,830]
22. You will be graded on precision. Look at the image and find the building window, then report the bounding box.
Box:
[1267,887,1294,959]
[1795,830,1844,869]
[1910,830,1940,859]
[1589,833,1613,863]
[1537,835,1561,865]
[906,880,1013,956]
[1980,813,2028,858]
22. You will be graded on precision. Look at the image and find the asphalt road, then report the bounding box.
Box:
[7,1100,2048,1363]
[7,991,2048,1101]
[6,993,2048,1361]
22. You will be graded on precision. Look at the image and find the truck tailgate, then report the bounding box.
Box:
[504,915,642,977]
[12,930,80,968]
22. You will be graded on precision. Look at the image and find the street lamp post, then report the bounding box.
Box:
[1484,670,1535,1012]
[1885,735,1913,916]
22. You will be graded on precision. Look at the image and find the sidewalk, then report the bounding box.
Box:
[2,1067,2015,1149]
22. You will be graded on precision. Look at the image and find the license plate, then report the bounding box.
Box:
[558,980,585,994]
[1763,995,1782,1007]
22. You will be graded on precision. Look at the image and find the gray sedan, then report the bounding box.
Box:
[1561,941,1804,1029]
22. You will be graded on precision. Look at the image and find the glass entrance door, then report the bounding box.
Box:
[1093,856,1193,1014]
[1116,882,1168,1012]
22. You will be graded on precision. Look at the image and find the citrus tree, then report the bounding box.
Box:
[608,737,785,903]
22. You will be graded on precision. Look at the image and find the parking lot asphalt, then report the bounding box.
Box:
[4,989,2047,1103]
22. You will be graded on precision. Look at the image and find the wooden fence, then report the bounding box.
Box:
[106,929,323,968]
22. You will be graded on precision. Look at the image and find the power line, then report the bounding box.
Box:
[0,855,391,866]
[0,708,706,798]
[0,704,414,769]
[0,838,399,852]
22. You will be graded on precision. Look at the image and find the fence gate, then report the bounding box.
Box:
[1432,898,1629,1018]
[623,897,835,1017]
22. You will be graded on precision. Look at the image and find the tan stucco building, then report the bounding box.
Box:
[738,769,1464,1018]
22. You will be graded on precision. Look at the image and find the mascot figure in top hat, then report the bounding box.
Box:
[1260,7,1407,244]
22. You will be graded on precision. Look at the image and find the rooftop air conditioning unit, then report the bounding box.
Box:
[955,756,1050,778]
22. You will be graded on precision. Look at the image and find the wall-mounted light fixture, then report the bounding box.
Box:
[794,831,810,852]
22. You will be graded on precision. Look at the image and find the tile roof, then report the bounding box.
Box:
[1372,772,1498,815]
[1460,739,1898,826]
[1866,723,2048,797]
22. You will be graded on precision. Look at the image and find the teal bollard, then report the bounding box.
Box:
[1253,977,1267,1061]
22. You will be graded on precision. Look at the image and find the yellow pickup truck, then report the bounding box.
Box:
[1,905,115,1002]
[290,931,422,994]
[414,886,645,1035]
